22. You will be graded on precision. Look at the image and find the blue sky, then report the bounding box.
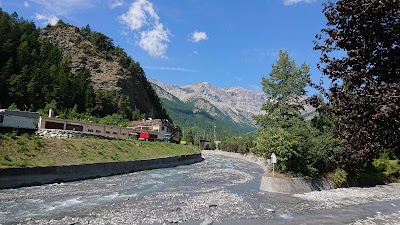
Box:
[1,0,329,95]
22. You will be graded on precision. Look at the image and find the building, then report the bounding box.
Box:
[39,116,137,140]
[128,119,182,143]
[0,109,40,133]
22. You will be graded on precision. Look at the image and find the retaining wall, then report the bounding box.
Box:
[0,153,203,189]
[260,175,335,194]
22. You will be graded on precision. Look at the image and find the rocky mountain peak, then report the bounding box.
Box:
[150,79,267,127]
[37,22,167,119]
[38,23,127,91]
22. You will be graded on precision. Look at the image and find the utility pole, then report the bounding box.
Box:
[214,125,216,142]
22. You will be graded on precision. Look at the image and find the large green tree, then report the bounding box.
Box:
[253,50,332,177]
[312,0,400,170]
[254,50,309,129]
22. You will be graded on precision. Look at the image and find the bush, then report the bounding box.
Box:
[252,123,326,178]
[220,135,253,154]
[373,156,400,183]
[329,168,348,187]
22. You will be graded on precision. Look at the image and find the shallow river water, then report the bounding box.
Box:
[1,152,399,225]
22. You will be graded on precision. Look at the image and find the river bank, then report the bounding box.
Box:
[0,134,200,168]
[1,152,400,225]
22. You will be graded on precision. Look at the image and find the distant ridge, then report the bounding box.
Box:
[150,79,267,137]
[150,79,316,138]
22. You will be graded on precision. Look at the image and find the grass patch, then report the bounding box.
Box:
[0,137,200,168]
[4,155,12,162]
[18,145,29,153]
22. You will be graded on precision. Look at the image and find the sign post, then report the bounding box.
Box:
[271,153,277,177]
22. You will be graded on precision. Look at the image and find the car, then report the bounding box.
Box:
[163,132,172,142]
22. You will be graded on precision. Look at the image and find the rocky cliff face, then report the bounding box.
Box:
[38,23,166,118]
[39,24,125,91]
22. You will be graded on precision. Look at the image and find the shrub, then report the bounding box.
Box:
[19,145,29,153]
[330,168,348,187]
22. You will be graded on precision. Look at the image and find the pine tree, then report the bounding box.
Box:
[254,50,309,129]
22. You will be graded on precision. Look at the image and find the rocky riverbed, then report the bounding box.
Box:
[0,152,399,225]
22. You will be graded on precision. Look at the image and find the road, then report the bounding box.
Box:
[0,152,399,225]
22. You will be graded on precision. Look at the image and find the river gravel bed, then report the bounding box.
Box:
[293,183,400,210]
[351,211,400,225]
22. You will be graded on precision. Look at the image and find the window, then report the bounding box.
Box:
[112,132,117,135]
[161,126,165,131]
[0,115,3,123]
[88,129,94,133]
[96,130,101,133]
[106,131,110,134]
[66,124,83,131]
[122,133,126,136]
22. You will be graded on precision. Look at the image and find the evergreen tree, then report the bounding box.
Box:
[253,50,332,177]
[254,50,309,129]
[186,128,194,145]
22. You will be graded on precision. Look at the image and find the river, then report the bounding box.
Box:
[0,152,399,225]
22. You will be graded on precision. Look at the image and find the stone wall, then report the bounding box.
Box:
[36,128,110,139]
[0,154,203,189]
[260,175,335,194]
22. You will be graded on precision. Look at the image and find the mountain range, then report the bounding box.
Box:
[151,79,317,138]
[150,79,267,138]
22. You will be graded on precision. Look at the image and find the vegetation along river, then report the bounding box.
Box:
[1,152,400,225]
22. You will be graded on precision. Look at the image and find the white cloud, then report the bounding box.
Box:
[283,0,317,6]
[24,1,30,8]
[144,66,198,73]
[119,0,170,58]
[35,12,59,26]
[191,31,208,43]
[109,0,124,9]
[139,24,170,58]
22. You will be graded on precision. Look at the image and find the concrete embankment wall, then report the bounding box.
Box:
[260,175,335,194]
[0,154,203,189]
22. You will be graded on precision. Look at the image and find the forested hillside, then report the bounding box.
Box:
[0,9,168,125]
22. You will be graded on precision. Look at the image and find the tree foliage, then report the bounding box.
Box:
[312,0,400,170]
[254,50,309,129]
[185,128,194,145]
[253,50,338,177]
[221,135,254,154]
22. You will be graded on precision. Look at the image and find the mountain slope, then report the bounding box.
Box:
[150,80,265,138]
[151,79,317,138]
[151,82,256,138]
[38,22,167,119]
[150,79,266,126]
